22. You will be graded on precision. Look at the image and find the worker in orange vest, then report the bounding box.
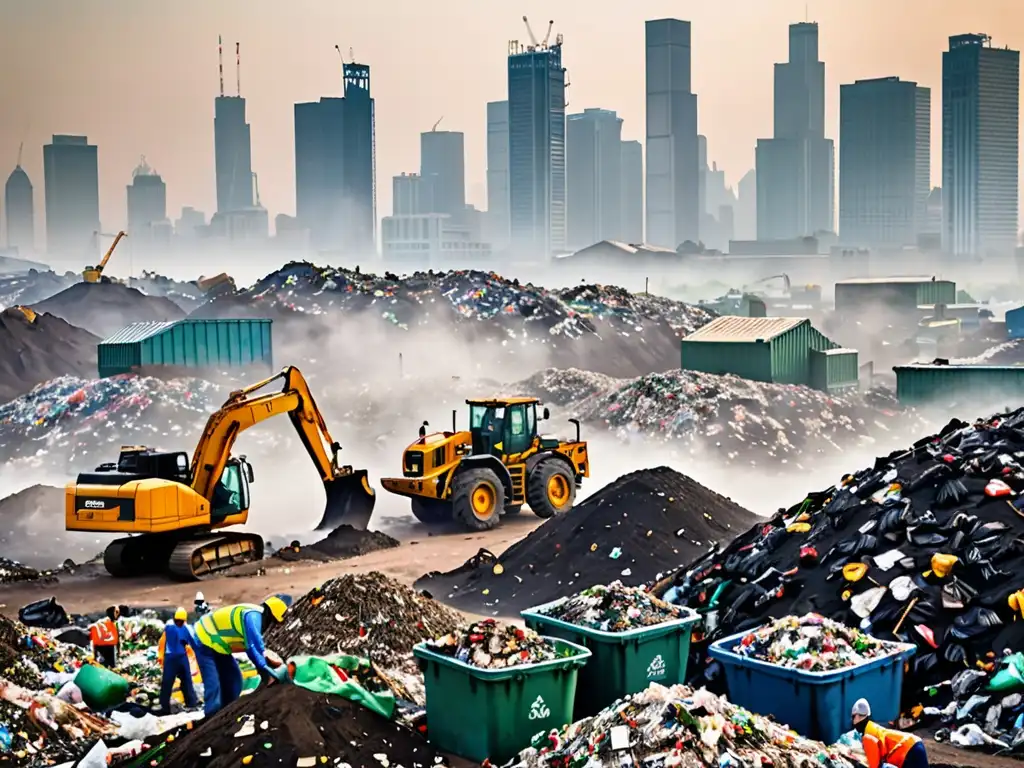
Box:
[852,699,929,768]
[89,606,120,668]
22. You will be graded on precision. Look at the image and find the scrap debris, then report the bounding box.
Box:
[537,581,681,632]
[426,620,559,669]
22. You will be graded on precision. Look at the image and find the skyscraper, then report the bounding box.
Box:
[393,173,432,216]
[839,77,931,248]
[566,108,623,249]
[126,158,168,235]
[621,140,643,244]
[294,62,376,255]
[43,134,99,258]
[756,22,834,240]
[508,36,566,259]
[486,100,510,251]
[420,130,465,217]
[942,34,1020,258]
[4,162,34,254]
[645,18,699,249]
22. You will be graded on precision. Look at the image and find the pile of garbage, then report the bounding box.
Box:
[0,557,57,586]
[536,581,681,632]
[513,367,928,466]
[655,406,1024,750]
[265,572,461,669]
[506,682,858,768]
[426,620,559,669]
[417,466,756,615]
[32,281,186,339]
[731,614,903,672]
[0,307,99,404]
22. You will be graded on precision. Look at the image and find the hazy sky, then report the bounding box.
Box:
[2,0,1022,239]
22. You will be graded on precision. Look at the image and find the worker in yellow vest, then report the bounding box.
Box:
[192,595,290,716]
[852,699,929,768]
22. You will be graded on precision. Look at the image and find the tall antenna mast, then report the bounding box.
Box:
[218,36,224,97]
[16,141,23,168]
[236,42,241,96]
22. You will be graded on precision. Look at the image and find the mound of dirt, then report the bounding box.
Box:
[0,485,113,569]
[415,466,758,614]
[33,281,185,339]
[161,684,447,768]
[0,307,99,403]
[275,525,400,562]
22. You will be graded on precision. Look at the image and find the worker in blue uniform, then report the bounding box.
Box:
[192,595,291,716]
[158,608,198,715]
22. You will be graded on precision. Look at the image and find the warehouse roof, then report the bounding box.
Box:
[836,276,944,285]
[683,316,807,343]
[100,321,179,345]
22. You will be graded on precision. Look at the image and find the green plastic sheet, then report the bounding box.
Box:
[988,652,1024,692]
[287,654,396,719]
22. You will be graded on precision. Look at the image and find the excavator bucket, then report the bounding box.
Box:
[316,469,376,531]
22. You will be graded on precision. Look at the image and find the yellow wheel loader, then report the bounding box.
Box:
[65,366,375,580]
[381,398,590,531]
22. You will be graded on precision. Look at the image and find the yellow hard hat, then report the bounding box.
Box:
[263,595,289,623]
[173,608,187,621]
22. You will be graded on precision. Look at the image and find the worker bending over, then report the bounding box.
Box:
[192,595,290,716]
[852,699,929,768]
[89,606,120,668]
[158,608,198,715]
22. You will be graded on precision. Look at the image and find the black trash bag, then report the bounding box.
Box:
[53,626,90,648]
[906,463,953,493]
[18,596,69,629]
[938,418,970,439]
[936,478,970,507]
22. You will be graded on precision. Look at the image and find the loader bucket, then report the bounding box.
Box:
[316,470,376,531]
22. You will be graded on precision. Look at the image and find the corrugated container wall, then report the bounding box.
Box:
[1007,307,1024,340]
[916,280,956,307]
[895,365,1024,405]
[809,349,859,392]
[681,339,774,382]
[769,322,838,384]
[835,280,955,313]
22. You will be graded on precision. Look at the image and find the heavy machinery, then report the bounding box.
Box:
[381,397,589,531]
[65,366,375,580]
[83,231,127,283]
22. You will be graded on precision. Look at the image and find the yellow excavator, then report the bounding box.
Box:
[83,230,127,283]
[381,397,589,531]
[65,366,376,580]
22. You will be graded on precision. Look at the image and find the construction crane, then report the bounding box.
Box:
[432,116,444,132]
[743,274,792,295]
[83,231,127,283]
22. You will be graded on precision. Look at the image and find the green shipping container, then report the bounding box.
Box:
[835,278,956,314]
[98,319,273,378]
[895,364,1024,406]
[809,348,859,392]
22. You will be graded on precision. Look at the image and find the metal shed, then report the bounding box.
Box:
[98,318,273,378]
[1006,306,1024,340]
[894,363,1024,405]
[681,315,857,390]
[835,277,956,314]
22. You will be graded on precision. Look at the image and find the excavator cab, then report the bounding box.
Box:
[210,458,253,523]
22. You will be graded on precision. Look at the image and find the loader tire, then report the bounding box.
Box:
[527,459,576,519]
[452,468,505,532]
[411,498,451,524]
[503,504,523,515]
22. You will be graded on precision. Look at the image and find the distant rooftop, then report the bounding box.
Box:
[683,315,807,343]
[837,276,945,285]
[50,135,89,146]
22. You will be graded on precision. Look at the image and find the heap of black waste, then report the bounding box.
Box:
[657,408,1024,749]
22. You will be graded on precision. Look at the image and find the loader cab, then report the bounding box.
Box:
[467,399,546,458]
[210,457,253,522]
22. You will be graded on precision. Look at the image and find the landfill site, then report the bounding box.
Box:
[3,258,1024,768]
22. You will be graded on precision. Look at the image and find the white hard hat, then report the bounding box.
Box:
[195,591,205,601]
[852,698,871,718]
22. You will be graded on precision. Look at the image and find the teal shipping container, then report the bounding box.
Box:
[98,319,273,378]
[835,277,955,314]
[809,348,859,392]
[894,364,1024,406]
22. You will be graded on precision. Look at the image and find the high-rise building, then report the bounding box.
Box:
[508,37,566,259]
[645,18,699,249]
[486,100,510,251]
[214,97,253,214]
[734,169,757,241]
[294,62,376,255]
[942,34,1020,258]
[839,77,931,248]
[43,134,99,258]
[126,158,168,236]
[420,130,465,217]
[621,140,643,244]
[756,22,834,240]
[566,108,623,249]
[4,163,34,254]
[393,173,432,216]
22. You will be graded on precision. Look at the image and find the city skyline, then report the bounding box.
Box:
[2,0,1023,243]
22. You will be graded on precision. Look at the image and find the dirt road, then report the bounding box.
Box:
[0,516,543,618]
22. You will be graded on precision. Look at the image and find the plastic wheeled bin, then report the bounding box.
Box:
[413,637,591,764]
[708,629,916,744]
[522,598,700,717]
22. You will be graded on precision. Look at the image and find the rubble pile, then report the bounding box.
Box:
[32,281,186,339]
[426,619,559,668]
[655,406,1024,747]
[274,525,400,563]
[732,614,903,672]
[506,682,857,768]
[536,581,681,632]
[417,466,756,615]
[161,683,447,768]
[0,271,76,309]
[0,485,110,570]
[514,368,928,465]
[0,308,99,403]
[0,556,56,586]
[266,572,461,668]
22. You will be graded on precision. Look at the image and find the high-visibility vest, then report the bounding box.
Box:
[89,618,118,647]
[193,604,260,655]
[863,721,921,768]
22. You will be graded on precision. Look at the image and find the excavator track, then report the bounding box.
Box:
[167,532,265,581]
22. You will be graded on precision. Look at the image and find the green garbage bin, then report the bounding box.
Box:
[522,598,700,717]
[413,637,591,764]
[74,663,130,711]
